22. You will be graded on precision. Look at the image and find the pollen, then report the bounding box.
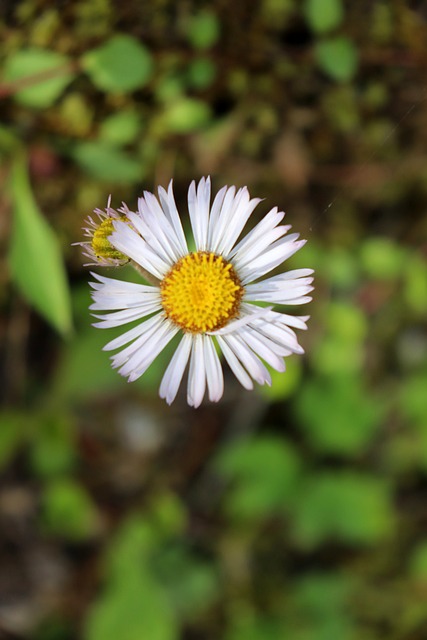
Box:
[160,252,244,333]
[91,217,128,263]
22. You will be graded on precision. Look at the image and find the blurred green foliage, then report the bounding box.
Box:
[1,0,427,639]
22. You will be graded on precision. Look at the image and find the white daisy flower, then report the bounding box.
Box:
[86,177,313,407]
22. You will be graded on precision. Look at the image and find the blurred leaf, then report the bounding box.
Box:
[161,98,211,133]
[30,413,76,478]
[0,412,30,469]
[187,58,217,89]
[8,154,72,335]
[399,371,427,425]
[186,10,220,50]
[312,337,364,376]
[161,98,212,133]
[86,516,178,640]
[0,124,20,154]
[3,48,75,108]
[314,37,358,82]
[71,141,142,182]
[360,237,408,280]
[282,573,356,640]
[82,35,153,92]
[99,110,142,146]
[258,357,302,402]
[409,541,427,582]
[326,301,367,342]
[216,436,301,520]
[153,546,218,619]
[41,478,99,540]
[403,254,427,315]
[292,472,394,548]
[304,0,344,33]
[294,378,384,455]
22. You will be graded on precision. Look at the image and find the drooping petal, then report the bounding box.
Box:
[159,334,192,404]
[187,334,206,408]
[204,336,224,402]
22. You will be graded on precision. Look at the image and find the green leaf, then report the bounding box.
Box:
[29,413,76,478]
[258,357,302,402]
[314,37,358,82]
[294,378,384,456]
[82,35,153,92]
[304,0,344,33]
[186,10,220,50]
[216,436,301,520]
[3,48,75,108]
[161,98,212,133]
[8,154,72,335]
[0,412,31,470]
[85,516,178,640]
[99,110,142,146]
[360,237,408,280]
[41,478,99,540]
[71,141,142,183]
[292,472,394,548]
[187,58,217,89]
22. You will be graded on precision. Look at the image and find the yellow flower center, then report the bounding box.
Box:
[160,252,244,333]
[91,218,128,262]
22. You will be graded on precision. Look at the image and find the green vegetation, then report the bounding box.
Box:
[1,1,427,639]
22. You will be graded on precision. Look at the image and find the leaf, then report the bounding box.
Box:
[314,37,358,82]
[304,0,344,33]
[161,98,212,133]
[8,154,72,335]
[41,478,99,540]
[292,472,394,548]
[186,10,220,50]
[85,516,178,640]
[99,110,142,146]
[71,141,142,183]
[3,48,75,108]
[216,436,301,520]
[258,356,302,402]
[82,35,153,93]
[0,412,31,470]
[360,237,408,280]
[294,378,384,456]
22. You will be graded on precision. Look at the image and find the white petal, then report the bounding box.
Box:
[117,319,177,379]
[92,303,161,328]
[206,185,227,247]
[238,330,285,372]
[129,209,179,264]
[210,305,274,335]
[218,193,261,257]
[127,324,179,382]
[216,336,254,390]
[159,334,193,404]
[158,181,188,255]
[232,225,292,270]
[103,313,164,351]
[241,239,307,284]
[187,335,206,408]
[204,336,224,402]
[109,222,170,279]
[229,206,285,259]
[222,334,271,386]
[208,186,236,252]
[244,285,314,304]
[89,272,154,292]
[188,177,211,251]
